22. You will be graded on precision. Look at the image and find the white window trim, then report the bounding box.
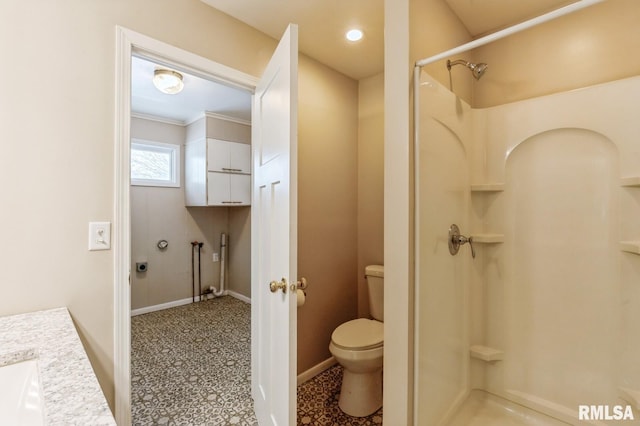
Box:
[130,138,181,188]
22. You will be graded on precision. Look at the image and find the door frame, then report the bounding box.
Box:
[114,26,258,425]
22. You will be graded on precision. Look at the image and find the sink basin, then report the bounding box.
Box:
[0,358,45,425]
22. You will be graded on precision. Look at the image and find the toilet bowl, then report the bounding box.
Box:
[329,265,385,417]
[329,318,384,417]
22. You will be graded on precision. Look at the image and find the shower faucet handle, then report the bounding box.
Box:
[448,224,476,259]
[457,235,476,259]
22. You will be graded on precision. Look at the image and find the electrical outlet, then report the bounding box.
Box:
[212,252,219,262]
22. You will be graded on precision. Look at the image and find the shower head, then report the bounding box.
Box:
[470,62,488,79]
[447,59,488,80]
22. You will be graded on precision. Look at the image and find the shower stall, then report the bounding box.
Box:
[412,1,640,424]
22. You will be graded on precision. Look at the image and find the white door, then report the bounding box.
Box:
[251,24,298,426]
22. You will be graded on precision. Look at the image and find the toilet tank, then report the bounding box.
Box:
[365,265,384,322]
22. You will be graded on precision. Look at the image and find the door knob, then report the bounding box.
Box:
[269,278,288,293]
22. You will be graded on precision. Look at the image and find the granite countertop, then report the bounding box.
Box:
[0,307,116,425]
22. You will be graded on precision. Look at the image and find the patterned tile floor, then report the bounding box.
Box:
[131,296,383,425]
[297,365,383,426]
[131,297,256,425]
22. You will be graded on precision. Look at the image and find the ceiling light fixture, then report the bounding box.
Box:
[345,29,363,42]
[153,69,184,95]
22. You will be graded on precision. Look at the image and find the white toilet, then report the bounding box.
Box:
[329,264,384,417]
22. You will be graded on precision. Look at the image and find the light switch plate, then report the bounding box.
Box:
[89,222,111,251]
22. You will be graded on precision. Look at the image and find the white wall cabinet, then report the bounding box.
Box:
[206,172,251,205]
[185,138,251,206]
[207,138,251,174]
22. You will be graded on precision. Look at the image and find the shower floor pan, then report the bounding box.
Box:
[445,390,570,426]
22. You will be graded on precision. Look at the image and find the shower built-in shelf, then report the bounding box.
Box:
[470,183,505,192]
[471,233,505,244]
[470,345,504,362]
[620,177,640,187]
[620,241,640,255]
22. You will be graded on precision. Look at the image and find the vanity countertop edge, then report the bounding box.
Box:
[0,307,116,425]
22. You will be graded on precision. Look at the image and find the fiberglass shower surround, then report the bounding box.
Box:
[415,71,640,424]
[411,0,639,424]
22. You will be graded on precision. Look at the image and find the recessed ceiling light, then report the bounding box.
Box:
[345,29,363,42]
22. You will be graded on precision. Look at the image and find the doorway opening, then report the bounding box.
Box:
[115,26,258,425]
[128,52,254,423]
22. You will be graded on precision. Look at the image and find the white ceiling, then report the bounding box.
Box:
[131,55,252,125]
[201,0,384,81]
[132,1,577,123]
[201,0,576,80]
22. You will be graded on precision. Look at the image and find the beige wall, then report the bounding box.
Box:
[357,73,385,318]
[228,206,251,297]
[131,190,230,308]
[411,0,473,103]
[410,1,640,108]
[297,55,359,374]
[131,116,252,310]
[472,0,640,107]
[131,118,206,309]
[202,115,252,143]
[0,0,361,411]
[1,0,277,409]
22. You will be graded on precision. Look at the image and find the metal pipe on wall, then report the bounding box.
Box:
[190,241,204,302]
[198,242,203,300]
[213,233,226,297]
[190,241,198,303]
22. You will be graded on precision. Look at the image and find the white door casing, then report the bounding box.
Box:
[115,27,260,425]
[251,24,298,426]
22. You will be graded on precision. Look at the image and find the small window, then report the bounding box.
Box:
[131,139,180,187]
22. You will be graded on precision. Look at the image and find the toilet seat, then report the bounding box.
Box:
[331,318,383,350]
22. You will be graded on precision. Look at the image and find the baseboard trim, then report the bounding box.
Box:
[297,357,337,386]
[131,297,200,316]
[226,290,251,304]
[131,291,251,316]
